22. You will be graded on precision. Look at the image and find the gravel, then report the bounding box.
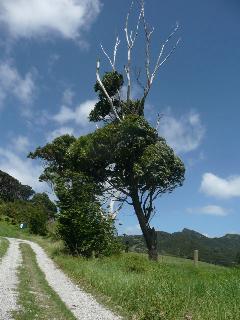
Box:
[0,238,22,320]
[21,239,122,320]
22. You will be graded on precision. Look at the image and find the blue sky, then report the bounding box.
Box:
[0,0,239,237]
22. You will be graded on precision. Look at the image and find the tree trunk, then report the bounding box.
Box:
[130,189,158,261]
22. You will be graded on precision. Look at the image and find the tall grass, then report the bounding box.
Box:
[45,246,240,320]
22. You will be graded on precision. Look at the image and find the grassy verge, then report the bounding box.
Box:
[0,221,29,238]
[13,243,76,320]
[31,238,240,320]
[0,237,9,259]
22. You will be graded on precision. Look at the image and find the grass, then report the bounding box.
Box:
[1,221,240,320]
[0,237,9,259]
[34,238,240,320]
[13,243,76,320]
[0,220,29,238]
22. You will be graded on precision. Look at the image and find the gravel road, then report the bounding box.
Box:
[0,238,22,320]
[1,238,121,320]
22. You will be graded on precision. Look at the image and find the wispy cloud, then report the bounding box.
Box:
[0,147,48,193]
[53,99,97,126]
[0,61,35,109]
[159,110,205,154]
[187,205,230,217]
[47,126,75,142]
[11,135,30,153]
[200,173,240,199]
[0,0,102,41]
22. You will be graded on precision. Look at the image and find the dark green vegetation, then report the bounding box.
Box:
[0,170,58,236]
[0,170,34,202]
[13,243,76,320]
[30,236,240,320]
[0,237,9,259]
[57,172,121,257]
[121,228,240,266]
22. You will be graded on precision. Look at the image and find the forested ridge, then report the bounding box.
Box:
[121,228,240,266]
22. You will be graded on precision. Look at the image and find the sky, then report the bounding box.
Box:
[0,0,239,238]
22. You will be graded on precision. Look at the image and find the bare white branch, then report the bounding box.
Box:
[141,0,181,101]
[151,23,180,84]
[96,60,121,121]
[100,36,121,71]
[124,0,143,101]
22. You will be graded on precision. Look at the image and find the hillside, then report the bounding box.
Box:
[121,228,240,266]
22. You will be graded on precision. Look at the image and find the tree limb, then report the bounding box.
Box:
[96,60,121,121]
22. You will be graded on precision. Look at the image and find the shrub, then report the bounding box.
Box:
[58,202,121,257]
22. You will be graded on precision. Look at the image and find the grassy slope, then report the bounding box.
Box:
[0,221,28,238]
[13,243,76,320]
[1,222,240,320]
[35,236,240,320]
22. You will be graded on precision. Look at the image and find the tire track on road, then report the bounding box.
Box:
[0,239,22,320]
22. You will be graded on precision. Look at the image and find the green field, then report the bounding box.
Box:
[1,222,240,320]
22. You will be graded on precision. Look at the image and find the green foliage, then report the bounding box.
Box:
[122,229,240,266]
[56,173,121,257]
[0,170,34,202]
[69,115,184,195]
[58,205,120,257]
[31,193,57,220]
[89,71,124,122]
[28,134,76,183]
[28,207,48,236]
[0,200,48,235]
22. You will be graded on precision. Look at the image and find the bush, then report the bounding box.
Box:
[58,202,121,257]
[0,200,48,235]
[28,206,48,236]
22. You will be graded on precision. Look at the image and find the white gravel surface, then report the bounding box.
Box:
[21,239,122,320]
[0,238,22,320]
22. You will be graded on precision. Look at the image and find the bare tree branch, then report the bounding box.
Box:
[124,0,143,102]
[100,36,120,71]
[96,60,121,121]
[141,0,181,101]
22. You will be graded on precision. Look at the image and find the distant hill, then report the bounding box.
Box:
[120,228,240,266]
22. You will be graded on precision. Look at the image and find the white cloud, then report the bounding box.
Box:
[62,88,74,106]
[12,135,30,153]
[47,126,75,142]
[159,110,205,154]
[200,173,240,199]
[0,0,101,40]
[53,99,97,126]
[0,147,48,193]
[0,61,35,107]
[187,205,229,217]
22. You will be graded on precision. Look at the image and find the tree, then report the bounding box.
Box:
[88,1,185,260]
[56,172,120,257]
[29,139,121,256]
[29,1,185,260]
[31,193,57,220]
[0,200,48,235]
[0,170,34,202]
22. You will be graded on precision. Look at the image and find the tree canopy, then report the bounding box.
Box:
[0,170,34,202]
